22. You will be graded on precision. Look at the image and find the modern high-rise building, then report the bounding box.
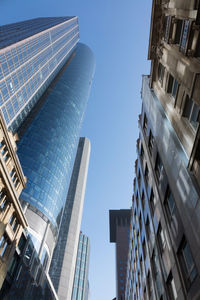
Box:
[71,232,90,300]
[109,209,131,300]
[49,137,91,300]
[0,17,79,132]
[16,42,95,268]
[0,17,95,294]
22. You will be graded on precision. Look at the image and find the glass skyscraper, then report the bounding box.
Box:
[17,42,95,267]
[72,232,90,300]
[0,17,79,131]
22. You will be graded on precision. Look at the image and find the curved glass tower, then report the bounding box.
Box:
[17,43,95,263]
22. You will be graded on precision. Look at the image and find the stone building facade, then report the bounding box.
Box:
[0,112,27,288]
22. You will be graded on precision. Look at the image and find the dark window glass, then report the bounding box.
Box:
[150,189,156,213]
[157,224,166,253]
[174,19,183,44]
[167,74,178,98]
[148,130,154,154]
[183,95,199,129]
[143,114,148,135]
[178,237,197,289]
[167,272,177,300]
[165,186,176,218]
[155,154,163,181]
[158,63,164,83]
[145,164,149,184]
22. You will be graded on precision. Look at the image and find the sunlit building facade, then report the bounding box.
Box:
[71,232,90,300]
[0,112,27,289]
[0,17,79,131]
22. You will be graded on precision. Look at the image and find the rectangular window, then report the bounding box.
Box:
[167,272,177,300]
[150,189,156,214]
[148,130,154,155]
[0,234,10,258]
[158,63,165,84]
[167,74,179,99]
[174,19,184,44]
[183,95,199,130]
[165,186,176,219]
[145,164,149,184]
[155,154,163,181]
[178,237,197,289]
[157,224,166,253]
[143,113,148,135]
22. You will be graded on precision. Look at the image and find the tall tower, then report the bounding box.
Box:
[71,232,90,300]
[109,209,131,300]
[0,17,79,132]
[16,43,95,267]
[49,137,91,300]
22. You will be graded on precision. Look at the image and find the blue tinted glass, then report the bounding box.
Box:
[18,43,95,231]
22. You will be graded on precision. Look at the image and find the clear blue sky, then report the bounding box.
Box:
[0,0,152,299]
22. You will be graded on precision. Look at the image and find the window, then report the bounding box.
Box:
[9,214,18,232]
[167,272,177,300]
[138,170,141,187]
[144,164,149,184]
[155,154,163,181]
[183,95,199,130]
[150,189,156,214]
[140,144,144,161]
[158,63,165,84]
[0,234,10,258]
[178,237,197,289]
[167,74,179,99]
[142,239,146,259]
[0,190,8,212]
[141,191,145,209]
[157,224,166,253]
[146,217,150,241]
[143,114,148,135]
[147,272,153,298]
[165,187,176,219]
[174,19,184,44]
[148,130,154,154]
[139,214,142,231]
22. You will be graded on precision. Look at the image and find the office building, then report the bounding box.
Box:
[125,75,200,300]
[0,111,27,288]
[109,209,131,300]
[16,42,95,269]
[148,0,200,187]
[0,17,79,132]
[49,137,91,300]
[125,1,200,299]
[71,232,90,300]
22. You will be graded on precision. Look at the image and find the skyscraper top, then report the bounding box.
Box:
[0,17,79,130]
[0,17,76,50]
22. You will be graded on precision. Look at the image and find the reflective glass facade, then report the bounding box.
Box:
[0,17,79,131]
[72,232,90,300]
[17,43,95,230]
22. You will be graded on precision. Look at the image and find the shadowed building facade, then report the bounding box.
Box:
[109,209,131,300]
